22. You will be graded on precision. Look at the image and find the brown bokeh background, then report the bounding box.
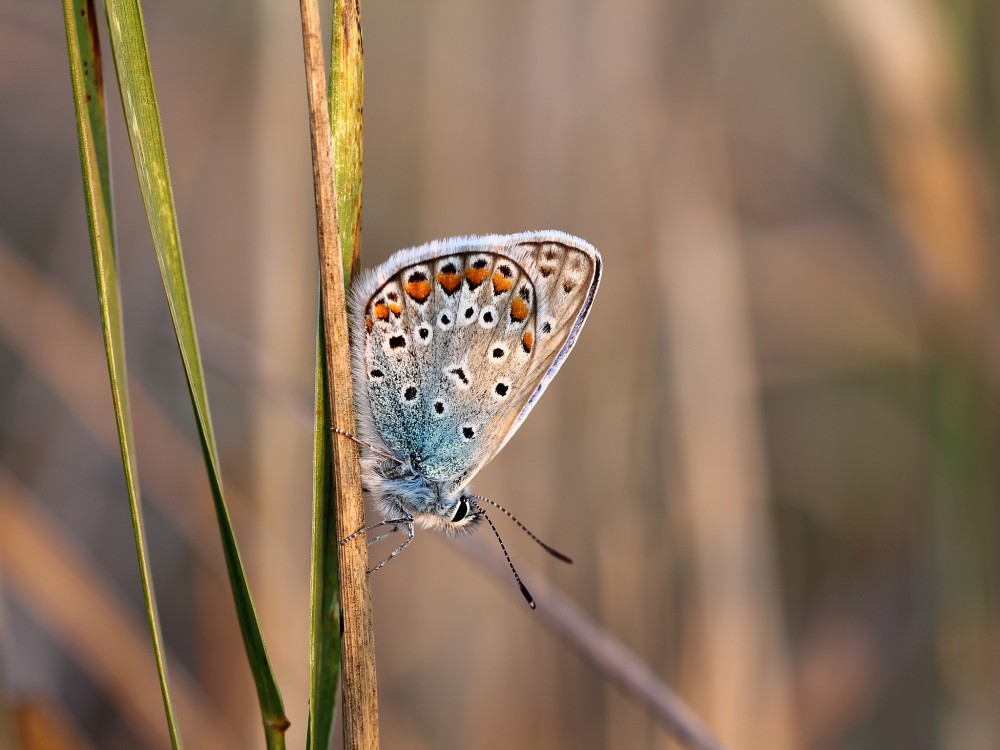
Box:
[1,1,999,748]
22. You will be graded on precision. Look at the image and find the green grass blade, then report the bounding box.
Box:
[307,312,341,750]
[329,0,364,275]
[61,1,182,747]
[98,1,288,746]
[308,3,363,746]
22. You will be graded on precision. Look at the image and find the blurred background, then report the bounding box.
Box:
[1,0,998,748]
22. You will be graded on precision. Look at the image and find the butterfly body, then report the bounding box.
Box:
[348,231,601,563]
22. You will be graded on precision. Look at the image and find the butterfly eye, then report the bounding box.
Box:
[451,498,469,524]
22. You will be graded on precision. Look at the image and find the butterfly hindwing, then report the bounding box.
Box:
[497,237,601,449]
[350,232,601,496]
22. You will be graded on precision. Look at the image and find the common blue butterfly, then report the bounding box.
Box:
[344,231,601,606]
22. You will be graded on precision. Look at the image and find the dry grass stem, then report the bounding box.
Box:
[299,0,379,746]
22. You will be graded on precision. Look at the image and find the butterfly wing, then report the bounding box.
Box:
[350,231,601,495]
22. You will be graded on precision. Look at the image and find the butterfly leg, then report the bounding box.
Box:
[367,518,411,546]
[368,520,414,574]
[341,516,411,545]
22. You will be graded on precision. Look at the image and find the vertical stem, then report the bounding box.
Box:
[299,1,380,748]
[329,0,364,276]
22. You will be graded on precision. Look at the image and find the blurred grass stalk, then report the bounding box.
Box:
[0,470,238,749]
[0,574,15,750]
[827,0,1000,747]
[657,94,798,748]
[299,0,377,748]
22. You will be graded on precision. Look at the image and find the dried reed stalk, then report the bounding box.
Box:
[299,0,379,746]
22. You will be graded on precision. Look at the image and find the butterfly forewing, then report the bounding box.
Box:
[476,239,601,463]
[351,233,600,496]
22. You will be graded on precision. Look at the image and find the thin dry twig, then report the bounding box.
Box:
[298,0,379,747]
[462,543,734,750]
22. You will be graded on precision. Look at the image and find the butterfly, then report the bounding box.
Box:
[344,231,602,606]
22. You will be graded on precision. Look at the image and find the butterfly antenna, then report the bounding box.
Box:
[331,427,405,465]
[475,507,535,609]
[471,495,573,564]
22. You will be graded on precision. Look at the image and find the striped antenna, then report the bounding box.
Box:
[473,506,535,609]
[471,494,572,564]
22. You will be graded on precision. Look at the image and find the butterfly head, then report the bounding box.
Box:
[364,454,482,535]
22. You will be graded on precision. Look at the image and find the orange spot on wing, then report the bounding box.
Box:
[388,302,403,316]
[373,303,389,320]
[404,279,431,301]
[510,296,530,321]
[365,315,373,333]
[492,271,513,294]
[465,266,489,286]
[522,331,534,352]
[437,271,462,293]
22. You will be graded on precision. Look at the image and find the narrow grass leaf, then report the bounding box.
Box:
[61,0,182,746]
[307,315,341,750]
[98,1,288,746]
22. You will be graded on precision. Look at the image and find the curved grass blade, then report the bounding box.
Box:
[98,1,288,746]
[308,2,363,747]
[61,0,182,746]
